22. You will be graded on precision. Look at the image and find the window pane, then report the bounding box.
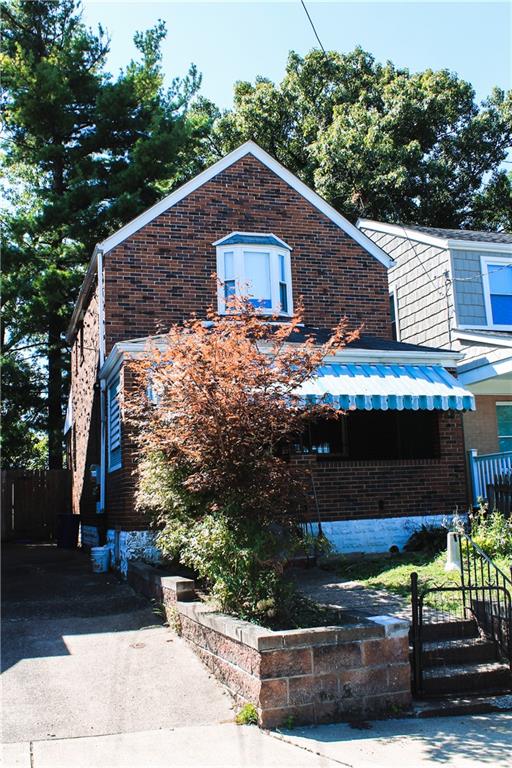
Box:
[490,295,512,325]
[499,437,512,452]
[488,264,512,295]
[278,253,286,282]
[497,405,512,436]
[224,280,235,303]
[244,251,271,308]
[279,282,288,313]
[224,251,234,280]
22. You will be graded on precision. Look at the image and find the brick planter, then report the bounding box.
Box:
[127,561,411,727]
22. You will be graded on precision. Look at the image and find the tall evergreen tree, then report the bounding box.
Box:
[1,0,208,467]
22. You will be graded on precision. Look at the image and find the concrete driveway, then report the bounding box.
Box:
[1,543,233,744]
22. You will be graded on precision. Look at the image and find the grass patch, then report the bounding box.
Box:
[327,550,458,596]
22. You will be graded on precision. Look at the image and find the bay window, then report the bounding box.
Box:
[215,232,292,315]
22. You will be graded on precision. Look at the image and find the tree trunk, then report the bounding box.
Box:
[48,314,63,469]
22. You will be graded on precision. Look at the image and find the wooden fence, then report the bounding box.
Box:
[1,469,72,542]
[487,473,512,519]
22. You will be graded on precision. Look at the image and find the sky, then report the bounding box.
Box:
[80,1,511,110]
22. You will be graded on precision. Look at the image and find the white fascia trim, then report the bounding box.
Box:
[454,330,512,348]
[458,356,512,386]
[97,141,392,268]
[358,219,512,255]
[212,231,292,250]
[357,219,449,249]
[100,338,462,379]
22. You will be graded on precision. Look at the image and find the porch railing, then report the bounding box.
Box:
[468,449,512,506]
[459,533,512,668]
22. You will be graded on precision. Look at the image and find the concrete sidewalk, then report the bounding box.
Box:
[3,713,512,768]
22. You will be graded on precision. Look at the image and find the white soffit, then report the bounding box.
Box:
[97,141,392,268]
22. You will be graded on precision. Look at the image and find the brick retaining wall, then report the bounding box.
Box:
[128,562,411,727]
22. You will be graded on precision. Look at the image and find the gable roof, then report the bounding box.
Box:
[358,219,512,254]
[98,142,391,265]
[67,142,392,342]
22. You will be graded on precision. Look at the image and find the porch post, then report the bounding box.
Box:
[468,448,479,507]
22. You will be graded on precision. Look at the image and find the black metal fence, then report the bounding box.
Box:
[410,532,512,695]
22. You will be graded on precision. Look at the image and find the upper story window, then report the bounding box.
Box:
[214,232,293,316]
[481,256,512,328]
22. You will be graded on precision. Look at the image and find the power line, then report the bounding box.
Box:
[300,0,326,54]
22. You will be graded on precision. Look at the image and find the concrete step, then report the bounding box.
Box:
[414,693,512,718]
[422,661,512,696]
[419,619,479,643]
[421,636,497,667]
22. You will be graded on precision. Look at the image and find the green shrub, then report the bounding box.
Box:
[470,504,512,559]
[235,703,259,725]
[404,524,447,554]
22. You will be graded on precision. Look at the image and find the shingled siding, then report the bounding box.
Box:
[361,229,452,350]
[104,154,392,354]
[451,249,488,327]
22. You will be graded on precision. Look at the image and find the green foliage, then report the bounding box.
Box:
[1,0,206,467]
[203,47,512,227]
[235,703,259,726]
[156,511,291,624]
[470,504,512,559]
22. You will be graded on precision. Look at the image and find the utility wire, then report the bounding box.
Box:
[300,0,326,54]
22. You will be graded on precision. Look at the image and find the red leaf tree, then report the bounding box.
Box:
[127,297,358,622]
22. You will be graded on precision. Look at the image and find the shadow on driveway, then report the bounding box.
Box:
[1,543,233,743]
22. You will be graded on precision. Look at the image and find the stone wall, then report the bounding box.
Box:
[128,563,411,728]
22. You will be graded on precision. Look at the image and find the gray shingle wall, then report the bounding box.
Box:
[451,249,487,326]
[362,229,452,349]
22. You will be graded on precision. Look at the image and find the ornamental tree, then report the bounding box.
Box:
[127,298,358,622]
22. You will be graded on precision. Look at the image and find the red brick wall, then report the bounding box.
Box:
[463,395,512,454]
[300,410,468,521]
[70,286,101,520]
[104,154,391,354]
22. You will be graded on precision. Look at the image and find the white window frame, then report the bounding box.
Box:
[215,235,293,316]
[496,402,512,453]
[481,255,512,331]
[107,375,122,472]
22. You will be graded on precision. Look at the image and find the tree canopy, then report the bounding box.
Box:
[202,48,512,228]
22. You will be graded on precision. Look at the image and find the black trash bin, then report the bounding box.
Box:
[56,514,80,549]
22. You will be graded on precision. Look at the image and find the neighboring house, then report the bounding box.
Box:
[65,142,475,570]
[357,221,512,503]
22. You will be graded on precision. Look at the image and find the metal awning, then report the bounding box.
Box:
[296,363,475,411]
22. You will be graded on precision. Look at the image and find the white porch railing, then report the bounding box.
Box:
[468,449,512,505]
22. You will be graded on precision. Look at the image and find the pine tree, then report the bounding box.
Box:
[1,0,207,467]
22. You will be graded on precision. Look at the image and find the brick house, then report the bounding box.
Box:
[65,142,474,570]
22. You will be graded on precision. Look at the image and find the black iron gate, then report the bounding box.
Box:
[410,532,512,696]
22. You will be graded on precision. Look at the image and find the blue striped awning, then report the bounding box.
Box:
[296,363,476,411]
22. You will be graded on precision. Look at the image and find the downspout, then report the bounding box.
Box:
[97,248,106,515]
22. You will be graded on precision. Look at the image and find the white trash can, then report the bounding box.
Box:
[91,546,110,573]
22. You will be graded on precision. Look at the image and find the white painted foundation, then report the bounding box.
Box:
[310,513,457,554]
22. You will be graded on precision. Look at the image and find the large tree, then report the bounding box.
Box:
[201,48,512,227]
[1,0,208,468]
